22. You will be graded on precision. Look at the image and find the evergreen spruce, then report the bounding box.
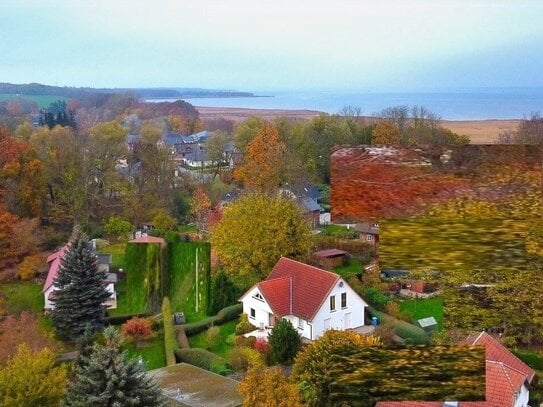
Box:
[51,226,111,341]
[65,326,167,407]
[268,318,302,364]
[209,271,239,315]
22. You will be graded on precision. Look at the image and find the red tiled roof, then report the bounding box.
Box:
[314,249,349,258]
[258,277,292,316]
[262,257,340,321]
[43,245,69,293]
[377,332,535,407]
[463,331,535,382]
[128,235,165,244]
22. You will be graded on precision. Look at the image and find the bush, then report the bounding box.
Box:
[105,313,152,326]
[162,297,178,366]
[253,337,270,362]
[17,254,46,281]
[235,313,257,335]
[175,348,231,375]
[246,336,257,349]
[226,333,237,346]
[363,287,390,311]
[229,346,265,371]
[216,303,242,324]
[121,317,153,346]
[209,272,239,315]
[385,302,413,323]
[372,323,396,346]
[183,304,243,337]
[268,319,301,364]
[205,326,220,350]
[103,216,133,241]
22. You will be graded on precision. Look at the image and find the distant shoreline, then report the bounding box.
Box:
[195,106,520,144]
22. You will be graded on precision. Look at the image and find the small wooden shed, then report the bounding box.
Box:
[313,249,350,271]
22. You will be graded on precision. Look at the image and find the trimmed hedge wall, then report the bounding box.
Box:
[369,307,429,344]
[168,242,211,322]
[162,297,177,366]
[183,303,242,337]
[125,242,167,314]
[105,312,152,325]
[175,348,231,375]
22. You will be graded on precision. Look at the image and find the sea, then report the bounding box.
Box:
[146,87,543,120]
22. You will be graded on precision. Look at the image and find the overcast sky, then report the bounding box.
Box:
[1,0,543,91]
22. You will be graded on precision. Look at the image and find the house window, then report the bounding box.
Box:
[298,317,304,329]
[253,292,264,302]
[330,295,336,311]
[341,292,347,309]
[366,234,374,241]
[250,308,256,319]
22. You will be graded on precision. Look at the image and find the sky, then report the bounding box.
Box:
[1,0,543,91]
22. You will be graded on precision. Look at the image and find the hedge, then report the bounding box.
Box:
[183,303,242,337]
[162,297,178,366]
[369,307,429,344]
[175,348,231,375]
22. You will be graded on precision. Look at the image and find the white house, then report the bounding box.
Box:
[239,257,368,341]
[43,245,116,311]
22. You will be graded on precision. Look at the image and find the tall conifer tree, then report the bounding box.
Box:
[51,226,111,341]
[65,326,166,407]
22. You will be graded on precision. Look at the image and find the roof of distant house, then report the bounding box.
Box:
[376,331,535,407]
[128,235,166,244]
[314,249,349,258]
[355,222,379,234]
[298,196,323,212]
[43,245,69,293]
[242,257,356,321]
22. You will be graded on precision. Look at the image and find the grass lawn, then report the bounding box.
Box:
[0,282,43,313]
[188,319,238,359]
[125,331,167,370]
[321,224,359,239]
[178,224,198,233]
[108,278,130,316]
[100,243,127,270]
[399,297,444,330]
[0,93,67,109]
[333,258,363,278]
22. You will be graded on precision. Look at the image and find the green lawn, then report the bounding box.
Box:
[188,318,238,359]
[321,224,359,239]
[178,224,198,233]
[333,258,363,278]
[399,297,444,330]
[108,278,130,316]
[100,243,127,270]
[125,332,167,370]
[0,282,43,313]
[0,93,67,109]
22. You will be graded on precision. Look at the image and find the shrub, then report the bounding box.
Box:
[235,313,257,335]
[363,287,390,311]
[226,333,237,346]
[235,335,248,347]
[215,303,242,324]
[268,319,301,364]
[162,297,178,366]
[103,216,133,241]
[121,317,153,346]
[105,313,152,326]
[183,317,215,336]
[175,348,231,375]
[385,302,413,322]
[209,272,239,315]
[205,326,220,350]
[17,253,46,281]
[253,337,270,362]
[372,323,396,346]
[246,335,257,349]
[229,346,265,371]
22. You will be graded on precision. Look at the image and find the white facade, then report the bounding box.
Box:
[43,285,55,310]
[513,383,530,407]
[240,277,367,341]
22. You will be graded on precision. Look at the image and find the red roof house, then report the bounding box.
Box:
[240,257,368,340]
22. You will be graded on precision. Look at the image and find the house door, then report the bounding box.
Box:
[345,313,351,329]
[324,318,331,331]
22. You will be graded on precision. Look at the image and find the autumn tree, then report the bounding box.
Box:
[0,344,68,407]
[234,122,286,192]
[121,317,153,347]
[151,208,177,230]
[205,130,231,178]
[190,187,211,231]
[238,366,304,407]
[268,319,302,364]
[371,121,402,144]
[17,253,46,281]
[210,194,312,285]
[233,116,265,157]
[65,326,166,406]
[51,227,111,341]
[292,330,382,406]
[103,216,133,241]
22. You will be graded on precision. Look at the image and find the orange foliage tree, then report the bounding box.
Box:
[234,122,286,193]
[238,366,304,407]
[121,317,153,346]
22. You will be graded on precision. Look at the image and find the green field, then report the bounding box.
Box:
[125,332,167,370]
[333,258,363,278]
[100,243,127,271]
[399,297,444,330]
[0,93,67,109]
[0,282,43,313]
[188,319,238,359]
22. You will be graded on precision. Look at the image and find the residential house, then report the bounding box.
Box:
[313,248,350,271]
[376,331,536,407]
[279,183,324,229]
[239,257,368,341]
[43,245,116,311]
[355,222,379,246]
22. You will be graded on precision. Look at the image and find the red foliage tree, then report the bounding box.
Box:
[121,317,153,346]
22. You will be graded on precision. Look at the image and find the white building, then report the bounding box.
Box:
[239,257,368,341]
[43,245,116,311]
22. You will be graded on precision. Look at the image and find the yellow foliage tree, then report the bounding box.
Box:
[371,121,402,145]
[17,253,46,281]
[0,344,67,407]
[210,193,312,285]
[234,122,286,193]
[238,366,304,407]
[292,330,382,405]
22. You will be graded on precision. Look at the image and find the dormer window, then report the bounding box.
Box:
[253,292,264,302]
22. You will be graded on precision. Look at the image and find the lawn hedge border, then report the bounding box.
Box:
[162,297,178,366]
[368,306,429,344]
[183,303,242,337]
[105,312,152,325]
[174,348,231,375]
